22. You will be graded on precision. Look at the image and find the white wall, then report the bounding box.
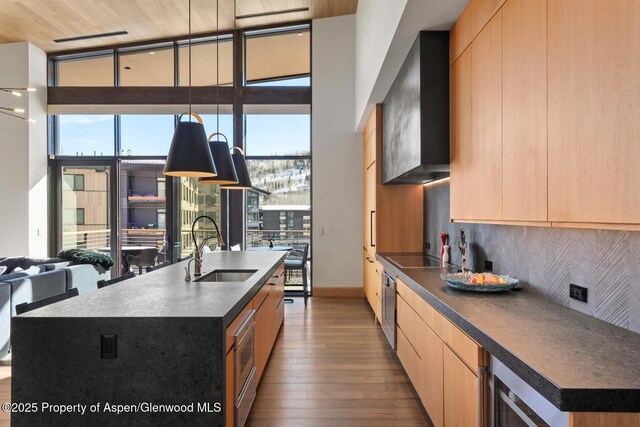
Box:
[0,42,48,257]
[355,0,408,131]
[354,0,468,130]
[312,15,363,289]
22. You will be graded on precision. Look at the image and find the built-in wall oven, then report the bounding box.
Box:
[234,310,257,427]
[489,355,568,427]
[381,271,396,350]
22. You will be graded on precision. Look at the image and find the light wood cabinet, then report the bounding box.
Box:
[450,48,473,220]
[254,264,285,382]
[451,0,640,229]
[396,279,485,427]
[421,323,444,427]
[396,326,421,388]
[470,10,503,220]
[451,10,503,221]
[364,165,376,253]
[450,0,506,65]
[254,294,272,382]
[363,251,381,323]
[444,345,480,427]
[225,263,284,426]
[225,350,235,427]
[548,0,640,225]
[502,0,547,221]
[362,105,423,319]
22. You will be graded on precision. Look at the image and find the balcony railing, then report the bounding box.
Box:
[246,229,310,251]
[62,229,110,251]
[62,229,166,252]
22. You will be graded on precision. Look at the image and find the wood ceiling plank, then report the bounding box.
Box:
[0,0,357,52]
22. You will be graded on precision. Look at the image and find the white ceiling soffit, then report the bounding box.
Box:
[354,0,467,131]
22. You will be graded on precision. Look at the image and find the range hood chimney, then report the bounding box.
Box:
[382,31,450,184]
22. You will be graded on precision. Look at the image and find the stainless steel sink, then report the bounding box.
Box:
[195,269,258,283]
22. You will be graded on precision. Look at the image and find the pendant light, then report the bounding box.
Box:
[163,0,217,178]
[220,0,252,190]
[199,0,239,186]
[221,147,252,189]
[201,133,239,185]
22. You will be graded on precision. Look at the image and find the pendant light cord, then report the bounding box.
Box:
[188,0,193,121]
[216,0,220,134]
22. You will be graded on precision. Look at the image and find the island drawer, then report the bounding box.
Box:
[226,304,255,354]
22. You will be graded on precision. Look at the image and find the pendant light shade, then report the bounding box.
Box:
[199,133,239,185]
[221,147,252,190]
[164,112,217,177]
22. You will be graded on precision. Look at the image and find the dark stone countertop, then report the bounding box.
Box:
[18,251,287,327]
[377,252,640,412]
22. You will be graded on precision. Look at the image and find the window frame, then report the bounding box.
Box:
[47,22,313,293]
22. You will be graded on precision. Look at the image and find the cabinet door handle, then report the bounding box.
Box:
[366,256,374,264]
[370,211,376,247]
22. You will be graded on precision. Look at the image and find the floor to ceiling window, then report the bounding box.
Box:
[47,24,311,282]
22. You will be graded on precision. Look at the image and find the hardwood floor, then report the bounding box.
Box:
[0,366,10,426]
[247,297,431,427]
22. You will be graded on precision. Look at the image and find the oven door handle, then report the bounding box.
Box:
[234,310,256,350]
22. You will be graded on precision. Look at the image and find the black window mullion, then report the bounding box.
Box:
[114,48,119,87]
[114,115,121,156]
[174,41,179,87]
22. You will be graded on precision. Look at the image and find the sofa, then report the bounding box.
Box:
[0,257,110,358]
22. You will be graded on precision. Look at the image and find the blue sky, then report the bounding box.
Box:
[58,112,310,157]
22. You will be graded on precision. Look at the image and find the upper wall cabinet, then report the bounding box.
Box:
[450,0,639,228]
[450,0,506,65]
[451,11,503,221]
[450,49,473,220]
[502,0,547,221]
[548,0,640,224]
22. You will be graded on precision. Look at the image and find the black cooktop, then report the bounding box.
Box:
[387,255,444,268]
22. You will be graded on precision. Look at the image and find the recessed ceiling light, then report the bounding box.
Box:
[297,33,303,36]
[54,30,128,43]
[149,52,155,55]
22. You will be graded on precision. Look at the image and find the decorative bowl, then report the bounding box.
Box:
[440,272,519,293]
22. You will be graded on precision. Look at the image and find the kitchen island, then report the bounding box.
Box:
[10,251,287,426]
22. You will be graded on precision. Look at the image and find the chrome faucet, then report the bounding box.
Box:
[191,215,225,277]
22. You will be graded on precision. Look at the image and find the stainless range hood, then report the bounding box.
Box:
[382,31,450,184]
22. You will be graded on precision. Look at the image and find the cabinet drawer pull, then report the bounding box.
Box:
[268,275,283,286]
[370,210,376,247]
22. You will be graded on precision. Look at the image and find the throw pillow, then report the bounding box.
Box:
[58,249,114,270]
[13,266,44,275]
[0,257,26,274]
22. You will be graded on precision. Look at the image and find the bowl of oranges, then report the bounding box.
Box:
[440,272,519,292]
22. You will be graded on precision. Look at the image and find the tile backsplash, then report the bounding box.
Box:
[424,180,640,333]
